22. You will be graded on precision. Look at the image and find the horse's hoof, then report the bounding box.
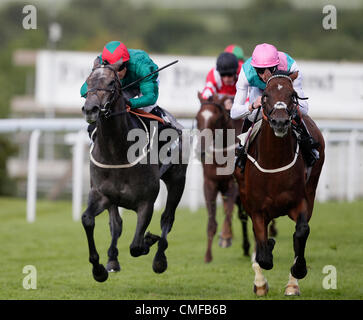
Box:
[204,252,212,263]
[284,284,300,296]
[130,245,149,257]
[219,237,232,248]
[254,282,269,297]
[291,260,307,279]
[153,252,167,274]
[106,260,121,272]
[92,264,109,282]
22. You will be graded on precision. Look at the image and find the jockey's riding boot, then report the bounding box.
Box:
[293,116,320,167]
[235,144,247,172]
[151,106,183,136]
[234,118,253,172]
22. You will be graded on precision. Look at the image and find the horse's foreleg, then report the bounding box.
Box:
[130,202,154,257]
[236,197,250,256]
[81,190,110,282]
[291,212,310,280]
[219,188,235,248]
[251,250,269,296]
[269,219,278,237]
[153,167,186,273]
[106,205,123,272]
[252,213,275,270]
[204,180,218,263]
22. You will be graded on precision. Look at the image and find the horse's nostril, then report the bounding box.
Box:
[91,106,99,114]
[271,119,277,126]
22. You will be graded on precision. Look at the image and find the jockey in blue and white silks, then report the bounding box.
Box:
[232,43,319,170]
[231,46,308,121]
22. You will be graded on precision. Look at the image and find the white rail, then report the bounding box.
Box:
[1,118,363,222]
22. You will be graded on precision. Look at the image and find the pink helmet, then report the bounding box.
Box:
[251,43,279,68]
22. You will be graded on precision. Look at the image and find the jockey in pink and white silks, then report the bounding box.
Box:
[232,43,319,170]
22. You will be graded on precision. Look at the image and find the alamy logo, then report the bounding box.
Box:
[23,265,37,289]
[322,265,337,289]
[22,5,37,30]
[322,5,337,30]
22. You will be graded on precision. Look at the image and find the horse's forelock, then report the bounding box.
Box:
[88,67,114,88]
[266,74,294,91]
[92,67,108,79]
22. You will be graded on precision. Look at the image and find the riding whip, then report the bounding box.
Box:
[121,60,179,91]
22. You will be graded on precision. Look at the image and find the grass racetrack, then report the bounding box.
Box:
[0,197,362,300]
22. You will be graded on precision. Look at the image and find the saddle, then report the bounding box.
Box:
[127,106,165,125]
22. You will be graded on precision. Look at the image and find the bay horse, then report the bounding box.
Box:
[196,93,250,262]
[234,71,325,296]
[81,57,187,282]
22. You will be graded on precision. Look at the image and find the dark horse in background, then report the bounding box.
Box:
[81,58,187,282]
[196,93,250,262]
[234,71,325,296]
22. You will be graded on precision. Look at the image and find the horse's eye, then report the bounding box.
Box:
[109,80,115,87]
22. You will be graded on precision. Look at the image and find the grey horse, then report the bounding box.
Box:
[81,58,187,282]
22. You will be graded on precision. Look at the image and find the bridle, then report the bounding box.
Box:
[84,64,127,119]
[261,74,307,124]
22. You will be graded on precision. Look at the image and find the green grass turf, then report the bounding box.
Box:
[0,197,362,300]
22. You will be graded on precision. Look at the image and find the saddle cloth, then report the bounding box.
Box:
[237,119,262,150]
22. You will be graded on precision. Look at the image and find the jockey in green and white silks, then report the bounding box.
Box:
[80,41,160,112]
[232,43,319,170]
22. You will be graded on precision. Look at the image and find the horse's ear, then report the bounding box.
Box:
[111,58,124,72]
[212,93,219,103]
[93,56,102,69]
[290,71,299,82]
[197,91,203,102]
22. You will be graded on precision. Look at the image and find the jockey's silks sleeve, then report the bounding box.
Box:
[122,49,159,109]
